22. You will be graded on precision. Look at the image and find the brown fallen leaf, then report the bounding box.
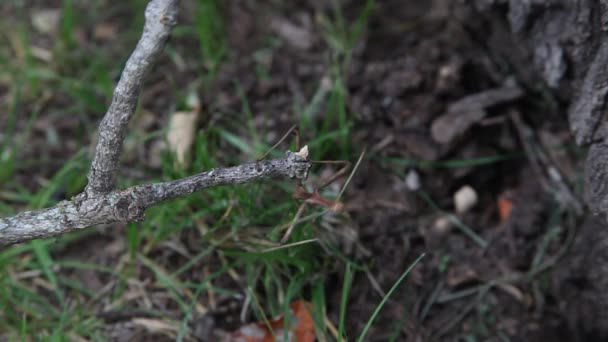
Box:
[497,194,514,222]
[446,265,478,287]
[94,22,118,41]
[226,300,315,342]
[431,83,523,145]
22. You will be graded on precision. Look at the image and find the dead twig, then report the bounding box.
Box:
[0,0,312,248]
[86,0,178,196]
[0,153,310,248]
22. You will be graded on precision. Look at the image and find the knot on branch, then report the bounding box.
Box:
[146,0,178,27]
[112,192,146,222]
[285,150,311,180]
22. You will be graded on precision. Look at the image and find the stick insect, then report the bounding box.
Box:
[259,125,353,244]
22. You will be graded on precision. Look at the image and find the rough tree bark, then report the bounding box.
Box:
[464,0,608,209]
[462,0,608,338]
[0,0,312,248]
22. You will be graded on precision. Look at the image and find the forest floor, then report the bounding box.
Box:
[0,0,590,341]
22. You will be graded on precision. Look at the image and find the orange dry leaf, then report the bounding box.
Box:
[228,300,315,342]
[497,196,513,222]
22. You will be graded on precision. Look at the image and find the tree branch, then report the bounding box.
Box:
[0,0,313,247]
[86,0,179,195]
[0,152,311,248]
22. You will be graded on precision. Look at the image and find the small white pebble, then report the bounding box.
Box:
[432,216,452,235]
[454,185,478,213]
[320,76,333,91]
[405,169,421,191]
[548,166,562,182]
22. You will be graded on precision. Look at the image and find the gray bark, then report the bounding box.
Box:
[0,0,312,247]
[465,0,608,216]
[467,0,608,337]
[0,153,310,248]
[86,0,178,195]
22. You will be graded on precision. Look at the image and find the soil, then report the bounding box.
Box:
[2,0,605,341]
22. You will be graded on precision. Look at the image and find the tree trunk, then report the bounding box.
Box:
[462,0,608,338]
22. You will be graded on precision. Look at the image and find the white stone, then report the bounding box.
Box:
[405,169,421,191]
[454,185,478,213]
[433,216,452,235]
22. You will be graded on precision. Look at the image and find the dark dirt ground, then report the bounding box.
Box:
[1,0,604,341]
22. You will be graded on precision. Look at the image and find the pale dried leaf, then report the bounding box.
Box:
[446,265,478,287]
[94,22,118,41]
[167,111,199,168]
[31,9,61,34]
[132,318,179,333]
[497,283,524,302]
[30,46,53,62]
[296,145,309,159]
[270,16,314,50]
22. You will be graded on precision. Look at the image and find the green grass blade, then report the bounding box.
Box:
[373,154,517,169]
[138,254,188,312]
[357,253,425,342]
[218,129,256,156]
[195,0,227,78]
[349,0,375,47]
[338,263,354,341]
[312,280,327,340]
[176,277,211,342]
[417,190,487,248]
[61,0,75,48]
[30,240,62,301]
[20,312,27,341]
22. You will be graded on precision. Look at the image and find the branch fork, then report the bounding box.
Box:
[0,0,312,248]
